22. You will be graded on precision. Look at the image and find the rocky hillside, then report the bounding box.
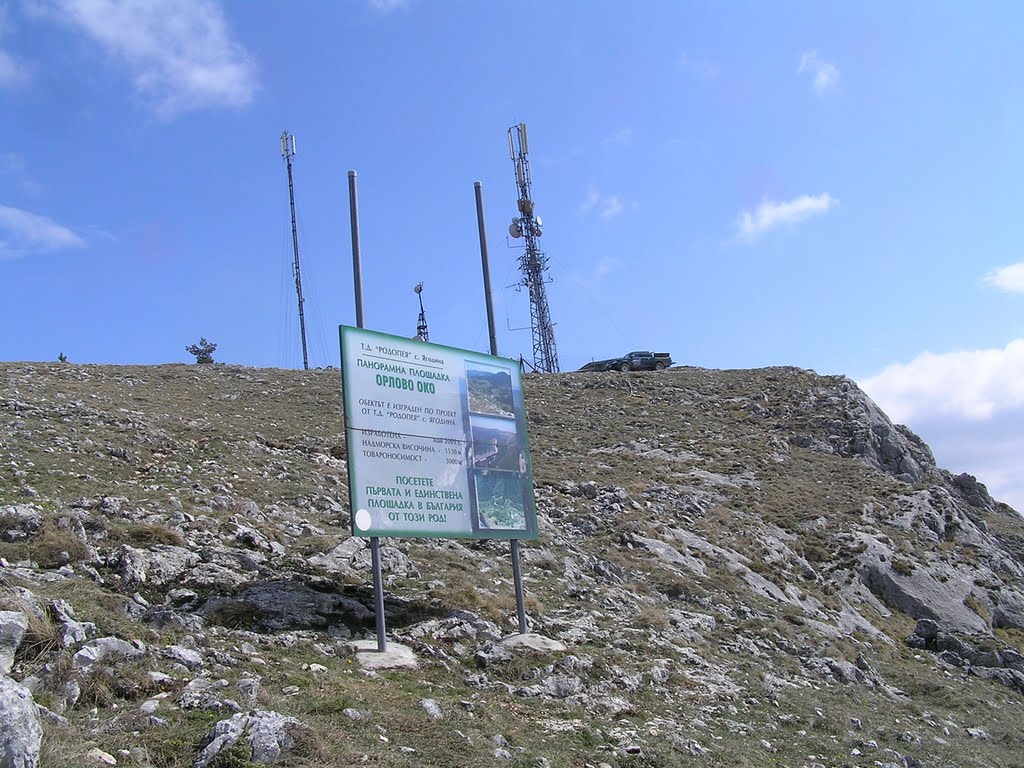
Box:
[2,362,1023,768]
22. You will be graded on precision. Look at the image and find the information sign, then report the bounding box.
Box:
[340,326,538,539]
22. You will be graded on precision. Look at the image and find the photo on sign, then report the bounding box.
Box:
[473,470,528,530]
[466,363,515,419]
[469,415,522,472]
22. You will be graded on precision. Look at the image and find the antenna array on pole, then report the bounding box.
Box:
[281,130,310,371]
[507,123,559,373]
[414,282,429,342]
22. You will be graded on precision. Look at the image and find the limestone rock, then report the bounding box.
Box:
[856,534,989,634]
[47,599,89,646]
[0,675,42,768]
[194,709,303,767]
[906,620,1024,695]
[0,504,43,543]
[114,545,201,589]
[401,612,502,644]
[0,611,28,674]
[421,698,443,719]
[350,640,418,670]
[73,637,145,671]
[307,538,366,574]
[498,633,567,654]
[165,644,204,671]
[952,473,995,510]
[178,678,238,712]
[86,747,117,765]
[993,590,1024,630]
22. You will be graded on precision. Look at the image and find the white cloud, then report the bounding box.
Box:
[798,50,839,94]
[983,262,1024,294]
[0,47,28,86]
[579,188,599,213]
[735,193,837,240]
[593,256,619,278]
[35,0,258,118]
[0,5,28,87]
[580,187,628,221]
[600,195,623,220]
[565,255,621,293]
[0,152,24,173]
[859,339,1024,513]
[0,204,85,259]
[369,0,409,11]
[859,340,1024,423]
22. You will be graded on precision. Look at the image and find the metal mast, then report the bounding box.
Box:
[507,123,559,373]
[414,282,429,341]
[281,130,309,371]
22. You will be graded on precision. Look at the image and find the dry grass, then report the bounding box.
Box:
[0,516,93,568]
[2,362,1023,768]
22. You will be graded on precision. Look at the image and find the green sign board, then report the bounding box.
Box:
[340,325,538,539]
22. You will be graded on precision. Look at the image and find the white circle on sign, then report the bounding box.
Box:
[354,509,372,531]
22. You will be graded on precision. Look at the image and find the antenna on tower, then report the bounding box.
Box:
[507,123,559,373]
[281,130,310,371]
[414,282,429,342]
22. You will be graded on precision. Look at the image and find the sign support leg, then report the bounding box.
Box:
[371,536,387,651]
[511,539,527,634]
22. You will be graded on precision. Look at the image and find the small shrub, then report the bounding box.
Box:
[12,604,62,668]
[121,522,185,547]
[964,594,991,623]
[205,740,256,768]
[204,600,263,630]
[636,605,669,629]
[892,557,916,576]
[0,518,92,569]
[186,338,218,365]
[78,659,163,707]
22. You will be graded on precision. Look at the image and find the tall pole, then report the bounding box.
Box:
[477,181,528,636]
[348,169,385,652]
[475,182,499,358]
[281,131,309,371]
[348,171,365,331]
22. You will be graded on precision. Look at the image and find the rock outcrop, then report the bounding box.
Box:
[0,675,42,768]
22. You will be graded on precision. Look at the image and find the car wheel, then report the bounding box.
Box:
[620,362,631,372]
[654,362,665,371]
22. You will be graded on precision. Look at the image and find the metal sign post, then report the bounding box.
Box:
[347,170,387,653]
[477,181,529,635]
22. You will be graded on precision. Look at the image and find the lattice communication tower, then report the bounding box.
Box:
[414,282,429,342]
[507,123,559,373]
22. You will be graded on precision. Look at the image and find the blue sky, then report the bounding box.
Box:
[2,1,1022,510]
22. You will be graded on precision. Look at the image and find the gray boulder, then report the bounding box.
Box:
[952,472,995,510]
[47,600,89,646]
[72,637,145,671]
[993,590,1024,630]
[178,678,238,712]
[194,710,303,767]
[0,612,28,674]
[856,535,989,634]
[793,379,936,483]
[200,579,372,633]
[114,545,200,589]
[0,505,42,543]
[0,675,42,768]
